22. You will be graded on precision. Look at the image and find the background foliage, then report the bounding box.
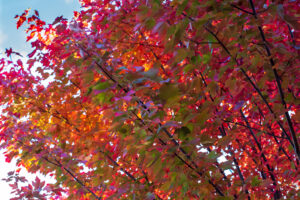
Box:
[0,0,299,199]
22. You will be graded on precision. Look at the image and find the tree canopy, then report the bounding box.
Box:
[0,0,299,199]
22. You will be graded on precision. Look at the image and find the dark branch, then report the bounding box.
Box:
[248,0,300,160]
[231,4,254,15]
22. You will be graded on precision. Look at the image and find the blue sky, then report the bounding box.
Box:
[0,0,81,199]
[0,0,81,54]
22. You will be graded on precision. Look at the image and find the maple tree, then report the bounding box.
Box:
[0,0,299,199]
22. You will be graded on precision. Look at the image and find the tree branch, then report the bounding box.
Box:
[230,4,254,15]
[248,0,299,160]
[240,109,281,199]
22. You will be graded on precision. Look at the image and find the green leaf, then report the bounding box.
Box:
[220,161,233,170]
[207,81,218,97]
[196,109,209,127]
[176,0,188,16]
[119,125,130,136]
[207,34,217,43]
[200,134,215,146]
[159,83,180,102]
[143,67,159,80]
[83,70,94,83]
[175,126,191,140]
[173,48,188,64]
[94,81,111,91]
[202,54,211,64]
[180,174,189,194]
[145,17,156,29]
[191,55,201,65]
[183,64,195,73]
[216,197,234,200]
[164,37,175,53]
[95,92,113,104]
[166,25,176,39]
[251,176,261,187]
[146,151,161,168]
[207,151,218,160]
[218,135,231,147]
[174,20,188,43]
[225,78,236,91]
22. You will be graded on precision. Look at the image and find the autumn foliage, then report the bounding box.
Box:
[0,0,299,199]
